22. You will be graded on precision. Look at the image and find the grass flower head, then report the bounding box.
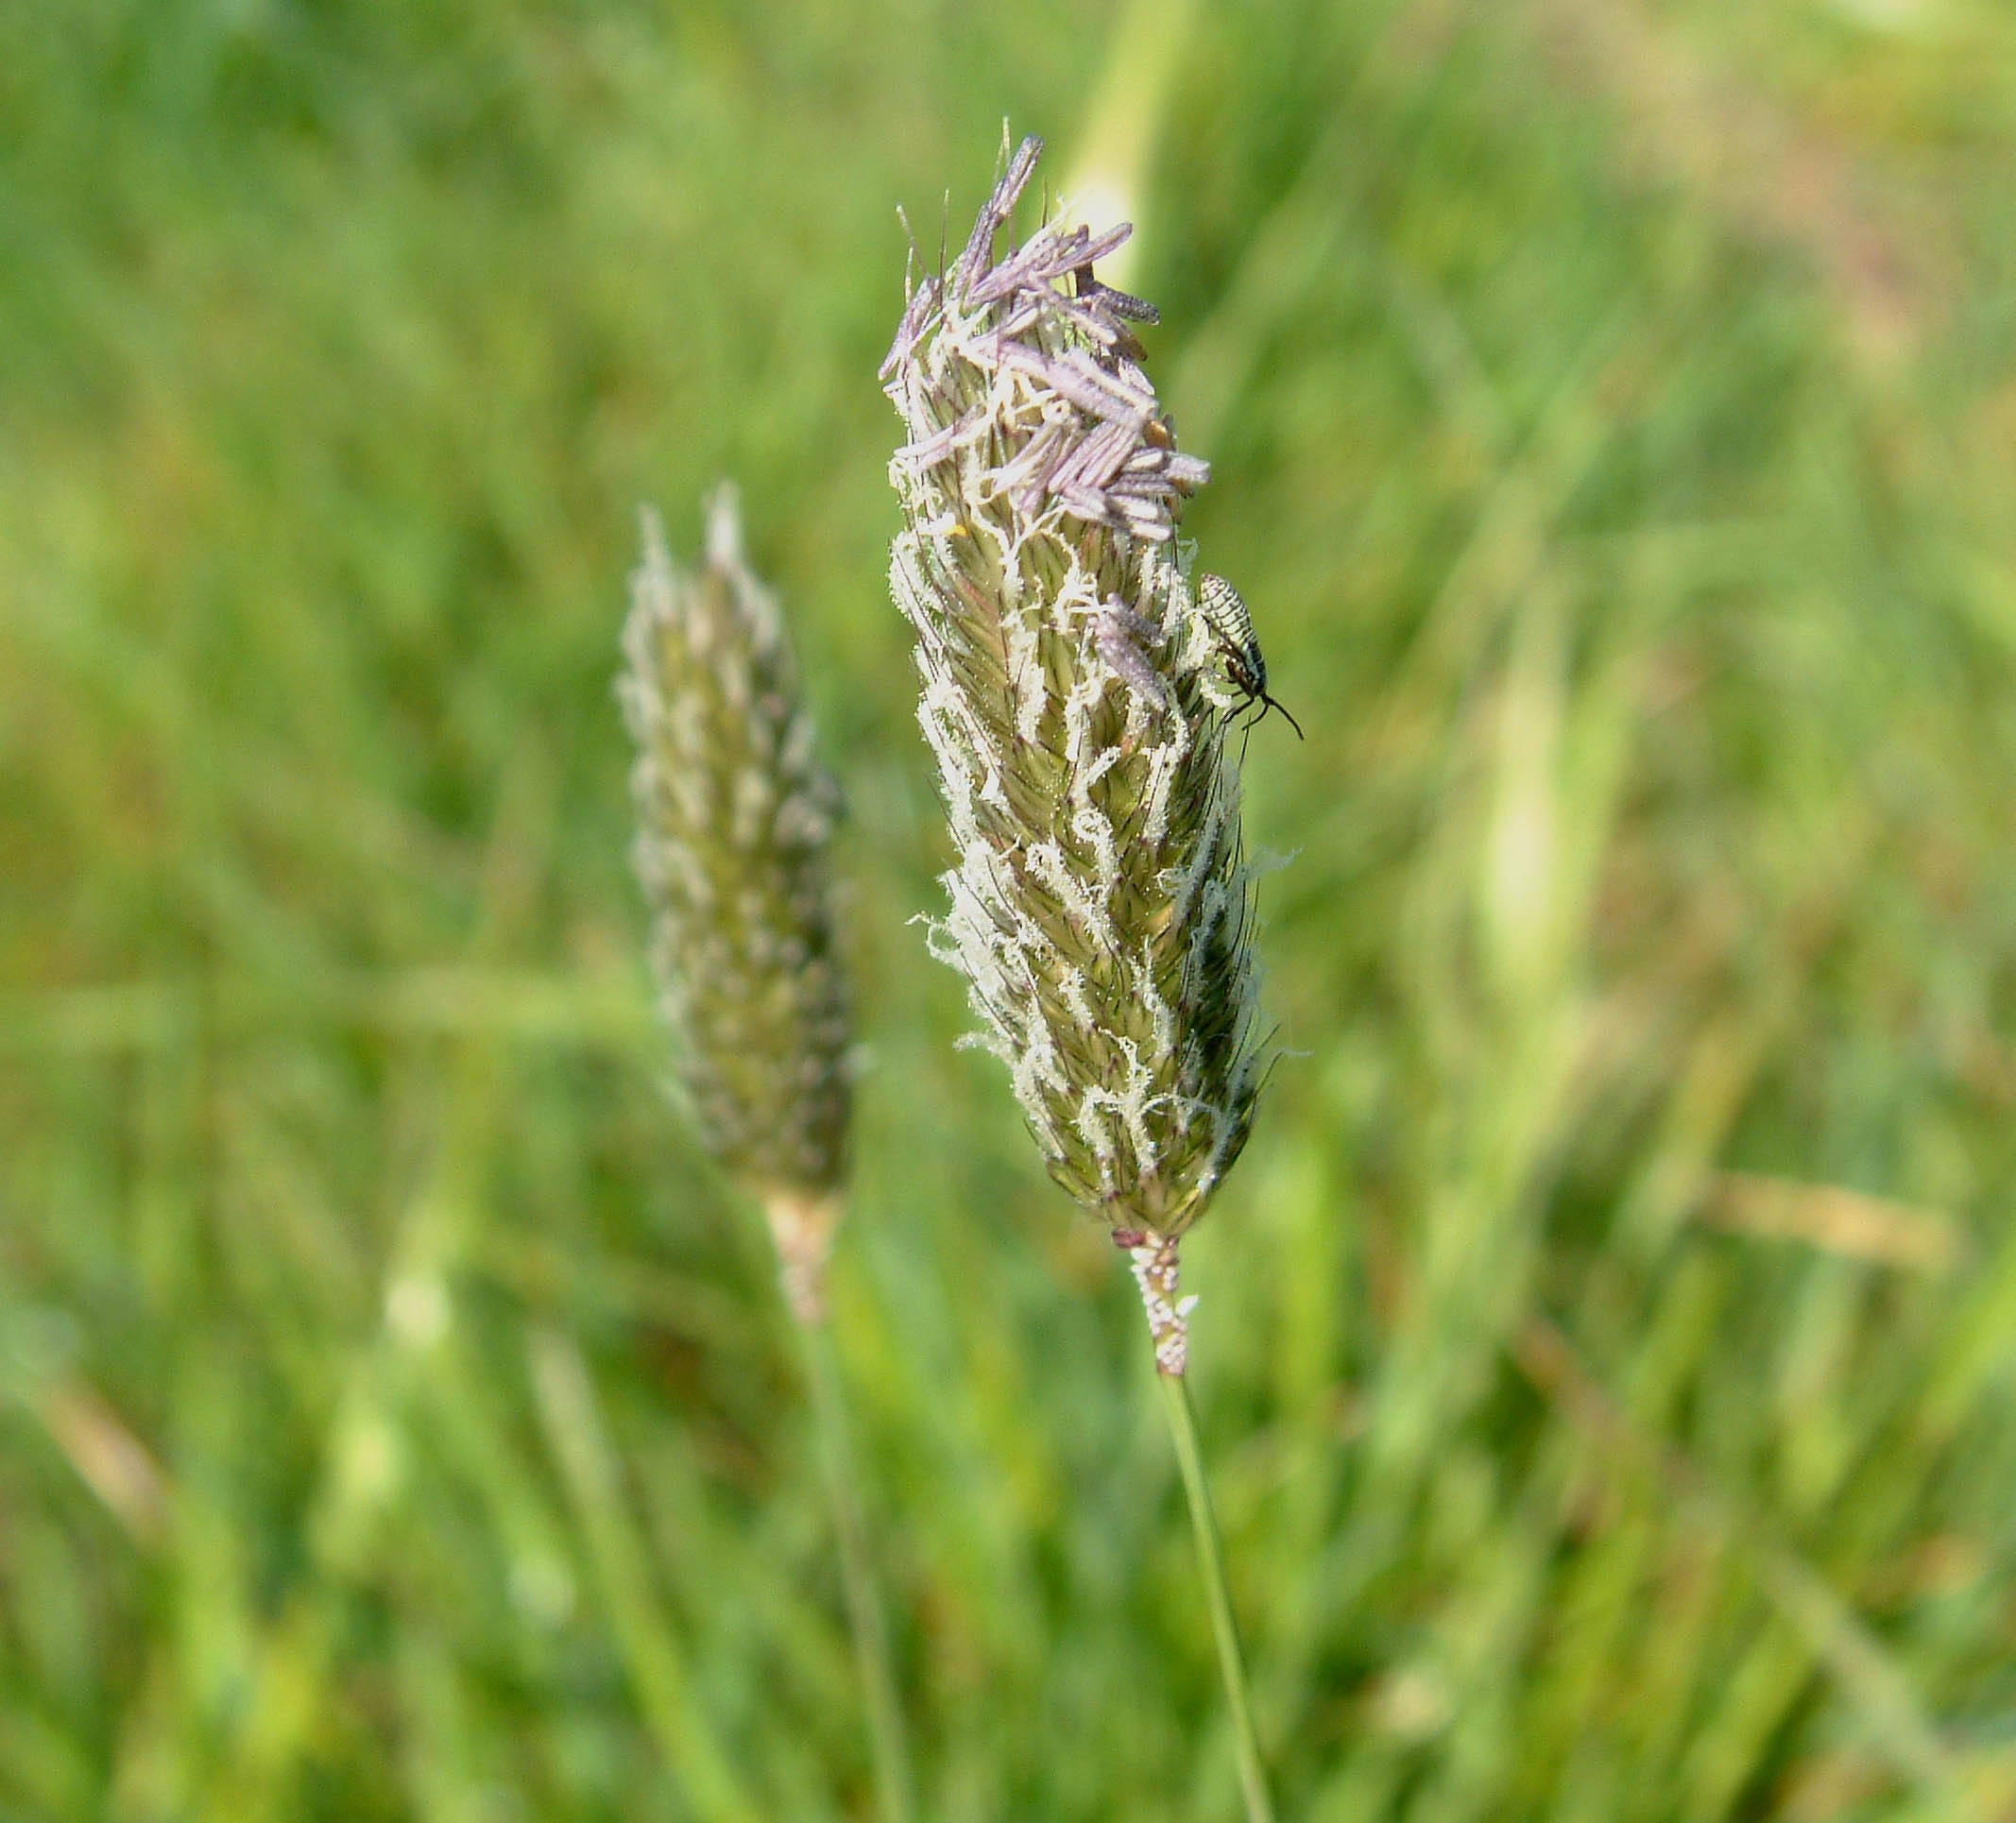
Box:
[882,134,1265,1300]
[621,487,851,1313]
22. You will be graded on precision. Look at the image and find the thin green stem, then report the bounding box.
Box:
[530,1326,761,1823]
[801,1307,916,1823]
[1159,1369,1276,1823]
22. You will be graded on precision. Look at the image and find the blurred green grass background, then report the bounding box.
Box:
[5,0,2016,1817]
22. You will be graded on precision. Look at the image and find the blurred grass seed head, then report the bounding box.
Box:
[881,135,1266,1277]
[620,488,852,1309]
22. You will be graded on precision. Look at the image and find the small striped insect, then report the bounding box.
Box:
[1196,573,1304,739]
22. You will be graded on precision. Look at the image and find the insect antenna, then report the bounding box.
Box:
[1248,688,1304,741]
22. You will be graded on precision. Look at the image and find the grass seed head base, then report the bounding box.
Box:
[1124,1230,1195,1377]
[762,1189,841,1326]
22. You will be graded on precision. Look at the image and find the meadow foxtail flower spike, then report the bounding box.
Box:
[620,486,852,1321]
[882,132,1266,1375]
